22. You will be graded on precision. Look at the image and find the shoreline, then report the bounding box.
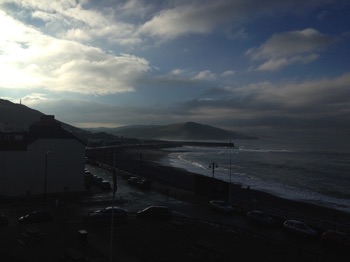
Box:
[159,147,350,213]
[160,147,350,212]
[111,146,350,228]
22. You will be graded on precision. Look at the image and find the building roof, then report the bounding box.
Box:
[0,115,86,150]
[0,132,28,150]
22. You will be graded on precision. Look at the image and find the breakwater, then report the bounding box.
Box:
[180,141,234,147]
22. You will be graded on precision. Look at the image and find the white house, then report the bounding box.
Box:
[0,115,86,197]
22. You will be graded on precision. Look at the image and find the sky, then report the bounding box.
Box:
[0,0,350,140]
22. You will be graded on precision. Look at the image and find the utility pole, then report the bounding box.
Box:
[139,152,142,176]
[110,152,117,262]
[209,161,218,179]
[209,161,218,198]
[229,154,232,203]
[44,151,50,211]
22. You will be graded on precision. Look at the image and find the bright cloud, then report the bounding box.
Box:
[221,70,235,77]
[165,69,217,81]
[0,10,150,95]
[247,28,336,71]
[139,5,216,39]
[192,70,217,81]
[256,54,319,72]
[2,0,141,46]
[138,0,332,40]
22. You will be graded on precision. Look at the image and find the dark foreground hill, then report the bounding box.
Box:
[87,122,256,141]
[0,99,111,144]
[0,99,43,129]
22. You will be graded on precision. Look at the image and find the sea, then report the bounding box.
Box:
[158,136,350,213]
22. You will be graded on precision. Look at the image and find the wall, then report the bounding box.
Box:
[194,175,230,199]
[0,138,85,197]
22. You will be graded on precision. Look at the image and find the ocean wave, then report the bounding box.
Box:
[161,140,350,213]
[238,147,291,153]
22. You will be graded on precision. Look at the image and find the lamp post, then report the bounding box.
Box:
[229,153,232,203]
[44,151,50,211]
[110,151,117,262]
[139,152,143,176]
[209,161,218,178]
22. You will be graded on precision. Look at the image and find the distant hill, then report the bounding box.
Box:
[86,122,256,141]
[1,99,256,142]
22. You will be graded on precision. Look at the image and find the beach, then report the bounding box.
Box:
[110,146,350,228]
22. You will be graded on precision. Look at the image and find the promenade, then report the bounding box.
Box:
[1,161,349,261]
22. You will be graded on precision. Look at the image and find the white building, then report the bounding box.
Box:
[0,115,86,197]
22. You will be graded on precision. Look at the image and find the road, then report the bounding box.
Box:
[83,164,349,261]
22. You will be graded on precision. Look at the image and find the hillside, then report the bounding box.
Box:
[0,99,120,145]
[0,99,43,129]
[87,122,256,141]
[1,99,256,142]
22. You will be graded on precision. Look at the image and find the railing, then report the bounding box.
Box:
[168,215,332,262]
[254,204,350,234]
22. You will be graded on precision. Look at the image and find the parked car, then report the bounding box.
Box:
[88,207,128,223]
[246,210,276,226]
[283,220,317,238]
[127,176,151,190]
[0,214,9,227]
[18,210,52,224]
[321,230,350,249]
[127,176,140,185]
[99,180,112,191]
[92,175,103,185]
[209,200,234,214]
[137,206,172,220]
[137,178,151,190]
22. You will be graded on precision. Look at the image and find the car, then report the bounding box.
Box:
[136,206,172,220]
[209,200,234,214]
[99,180,112,191]
[137,178,151,190]
[246,210,276,226]
[283,220,317,238]
[93,176,103,184]
[0,214,9,227]
[321,230,350,249]
[18,210,52,224]
[127,176,140,185]
[127,176,151,190]
[88,207,128,223]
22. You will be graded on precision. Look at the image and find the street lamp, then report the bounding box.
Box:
[139,152,143,176]
[209,161,218,178]
[110,151,117,262]
[229,153,232,203]
[44,151,50,210]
